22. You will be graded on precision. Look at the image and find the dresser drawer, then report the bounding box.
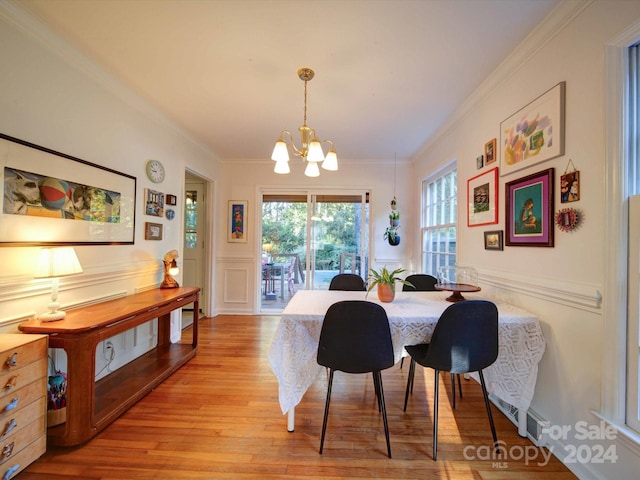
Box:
[0,396,45,443]
[0,373,47,419]
[0,336,47,375]
[0,414,45,466]
[0,358,47,402]
[0,434,46,479]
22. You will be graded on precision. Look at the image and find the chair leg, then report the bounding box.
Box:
[451,373,456,409]
[400,357,404,369]
[457,373,463,398]
[372,371,381,412]
[319,369,335,454]
[403,358,416,411]
[433,370,439,461]
[478,370,498,450]
[374,370,392,458]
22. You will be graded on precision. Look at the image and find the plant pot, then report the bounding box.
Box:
[388,235,400,246]
[390,219,400,227]
[377,284,395,302]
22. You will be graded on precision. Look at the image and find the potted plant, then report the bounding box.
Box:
[389,210,400,227]
[366,266,414,302]
[383,226,400,246]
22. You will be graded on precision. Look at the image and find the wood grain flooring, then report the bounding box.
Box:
[19,315,578,479]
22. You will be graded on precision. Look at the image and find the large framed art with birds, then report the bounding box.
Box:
[1,133,136,246]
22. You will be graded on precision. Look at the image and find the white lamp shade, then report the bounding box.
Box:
[35,247,83,278]
[306,138,325,162]
[271,138,290,162]
[304,161,320,177]
[322,148,338,171]
[274,159,290,174]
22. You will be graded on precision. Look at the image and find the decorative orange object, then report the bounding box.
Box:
[377,284,395,303]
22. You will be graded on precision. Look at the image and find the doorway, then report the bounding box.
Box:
[260,190,369,311]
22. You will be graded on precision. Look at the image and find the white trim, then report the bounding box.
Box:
[601,18,640,433]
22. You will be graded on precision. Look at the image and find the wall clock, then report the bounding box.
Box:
[145,159,165,183]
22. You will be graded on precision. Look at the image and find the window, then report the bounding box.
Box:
[422,164,457,275]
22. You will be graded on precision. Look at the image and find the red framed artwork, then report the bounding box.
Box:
[467,167,499,227]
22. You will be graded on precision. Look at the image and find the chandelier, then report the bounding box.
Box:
[271,67,338,177]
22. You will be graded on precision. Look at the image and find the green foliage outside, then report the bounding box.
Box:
[262,201,362,271]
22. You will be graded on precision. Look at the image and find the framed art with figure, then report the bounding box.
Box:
[467,167,498,227]
[505,168,554,247]
[228,200,247,243]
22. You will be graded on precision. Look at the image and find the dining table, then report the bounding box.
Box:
[268,289,546,436]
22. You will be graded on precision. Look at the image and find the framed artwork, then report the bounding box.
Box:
[166,194,177,206]
[144,222,163,240]
[485,138,497,165]
[0,133,136,246]
[228,200,247,243]
[467,167,499,227]
[144,188,164,217]
[505,168,554,247]
[476,155,484,169]
[500,82,565,176]
[560,170,580,203]
[484,230,504,250]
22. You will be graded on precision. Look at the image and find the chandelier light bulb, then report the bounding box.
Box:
[322,148,338,171]
[304,161,320,177]
[274,159,291,174]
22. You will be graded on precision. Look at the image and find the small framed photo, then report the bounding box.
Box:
[144,222,163,240]
[467,167,499,227]
[476,154,484,169]
[560,171,579,203]
[484,230,504,250]
[485,138,497,165]
[145,188,164,217]
[228,200,247,243]
[166,194,177,206]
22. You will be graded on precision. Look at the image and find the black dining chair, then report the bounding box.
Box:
[328,273,366,291]
[402,300,499,460]
[317,300,395,458]
[402,274,438,291]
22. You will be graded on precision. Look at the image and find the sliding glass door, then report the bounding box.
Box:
[261,190,369,310]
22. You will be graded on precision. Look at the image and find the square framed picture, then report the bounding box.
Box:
[500,82,565,176]
[144,222,163,240]
[166,194,177,206]
[145,188,164,217]
[505,168,554,247]
[485,138,497,165]
[484,230,504,250]
[228,200,247,243]
[467,167,499,227]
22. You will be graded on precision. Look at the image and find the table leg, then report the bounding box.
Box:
[287,407,295,432]
[518,408,527,436]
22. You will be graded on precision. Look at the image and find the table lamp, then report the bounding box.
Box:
[35,247,83,322]
[161,249,180,289]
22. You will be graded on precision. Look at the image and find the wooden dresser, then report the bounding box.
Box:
[0,334,48,480]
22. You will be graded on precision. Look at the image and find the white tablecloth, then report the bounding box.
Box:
[268,290,545,420]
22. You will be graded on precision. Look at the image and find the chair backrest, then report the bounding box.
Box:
[424,300,498,373]
[403,274,438,291]
[317,301,394,373]
[329,273,366,291]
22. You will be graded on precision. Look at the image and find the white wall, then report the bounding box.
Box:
[0,9,220,331]
[412,1,640,478]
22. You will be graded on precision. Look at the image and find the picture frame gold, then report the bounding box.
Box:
[144,222,163,240]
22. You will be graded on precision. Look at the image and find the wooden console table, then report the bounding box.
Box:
[18,287,199,447]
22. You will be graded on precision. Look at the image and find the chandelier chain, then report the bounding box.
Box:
[303,78,308,126]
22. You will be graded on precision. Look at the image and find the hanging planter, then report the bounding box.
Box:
[384,227,400,246]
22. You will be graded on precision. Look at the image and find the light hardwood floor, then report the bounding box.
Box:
[20,315,577,479]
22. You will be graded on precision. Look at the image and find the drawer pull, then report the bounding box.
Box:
[2,400,17,413]
[0,420,16,439]
[3,464,18,480]
[1,443,13,460]
[4,354,17,368]
[3,377,17,391]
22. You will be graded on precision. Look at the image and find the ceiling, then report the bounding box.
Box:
[14,0,560,162]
